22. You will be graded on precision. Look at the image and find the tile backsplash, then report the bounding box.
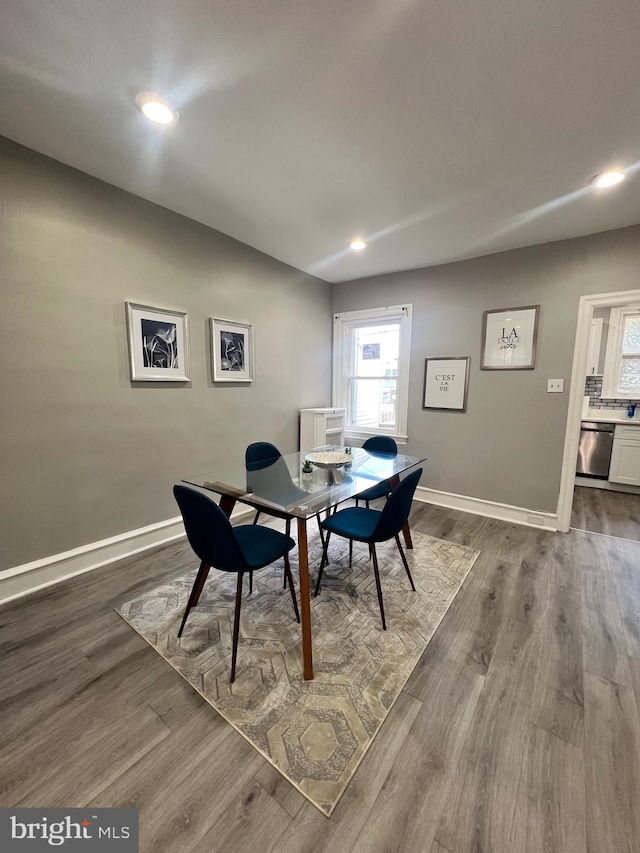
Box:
[584,375,640,409]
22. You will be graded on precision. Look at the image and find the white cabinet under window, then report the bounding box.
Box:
[609,424,640,485]
[300,408,346,451]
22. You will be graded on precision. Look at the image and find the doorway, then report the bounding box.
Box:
[558,288,640,539]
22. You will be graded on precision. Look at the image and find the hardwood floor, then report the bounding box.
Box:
[1,503,640,852]
[572,484,640,540]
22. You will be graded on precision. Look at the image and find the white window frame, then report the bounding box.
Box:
[332,304,413,444]
[602,304,640,399]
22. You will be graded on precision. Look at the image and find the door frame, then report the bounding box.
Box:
[557,287,640,532]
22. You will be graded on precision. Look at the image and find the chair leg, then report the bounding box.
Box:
[283,553,300,623]
[249,571,253,595]
[316,513,326,549]
[320,530,332,570]
[253,510,261,525]
[230,572,244,683]
[349,538,353,568]
[283,519,291,588]
[315,531,332,595]
[370,544,387,630]
[395,534,416,591]
[178,560,211,638]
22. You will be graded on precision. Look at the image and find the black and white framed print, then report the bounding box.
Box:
[210,318,254,383]
[126,302,190,381]
[423,357,470,411]
[481,305,540,370]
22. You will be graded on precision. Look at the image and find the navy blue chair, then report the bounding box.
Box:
[174,485,299,683]
[245,442,306,531]
[314,468,422,630]
[354,436,398,508]
[246,441,325,588]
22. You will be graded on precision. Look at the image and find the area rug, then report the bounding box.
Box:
[117,530,479,816]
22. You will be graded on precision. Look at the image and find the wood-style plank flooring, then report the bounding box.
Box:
[572,484,640,540]
[2,503,640,852]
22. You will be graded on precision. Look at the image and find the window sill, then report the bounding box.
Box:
[344,430,408,446]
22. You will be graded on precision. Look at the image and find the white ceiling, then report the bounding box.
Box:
[2,0,639,283]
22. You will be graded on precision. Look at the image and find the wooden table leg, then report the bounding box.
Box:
[219,495,236,518]
[401,520,414,550]
[389,474,414,549]
[296,518,314,680]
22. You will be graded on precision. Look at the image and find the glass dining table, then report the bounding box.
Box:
[183,444,426,680]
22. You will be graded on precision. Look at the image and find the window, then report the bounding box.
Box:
[333,304,413,442]
[602,306,640,399]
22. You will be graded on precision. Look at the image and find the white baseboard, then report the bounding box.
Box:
[1,485,559,607]
[0,504,255,607]
[414,486,558,531]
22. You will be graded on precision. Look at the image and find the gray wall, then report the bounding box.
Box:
[333,226,640,513]
[0,138,332,571]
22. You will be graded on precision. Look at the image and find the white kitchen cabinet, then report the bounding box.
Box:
[586,317,604,376]
[300,407,346,451]
[609,424,640,485]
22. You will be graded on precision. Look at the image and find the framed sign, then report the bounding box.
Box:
[481,305,540,370]
[125,302,190,382]
[210,317,254,383]
[423,357,470,411]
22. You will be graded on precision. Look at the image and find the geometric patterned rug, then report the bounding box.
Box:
[117,529,479,816]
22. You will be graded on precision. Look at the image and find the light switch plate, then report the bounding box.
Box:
[547,379,564,393]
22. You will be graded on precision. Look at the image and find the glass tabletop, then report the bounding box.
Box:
[183,445,426,519]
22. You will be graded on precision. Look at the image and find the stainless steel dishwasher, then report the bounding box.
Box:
[576,421,615,478]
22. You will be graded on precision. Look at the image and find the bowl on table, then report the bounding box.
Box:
[305,451,352,469]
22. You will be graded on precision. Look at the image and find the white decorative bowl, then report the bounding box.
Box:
[305,451,352,469]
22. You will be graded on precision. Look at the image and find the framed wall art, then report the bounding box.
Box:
[423,357,470,411]
[481,305,540,370]
[210,317,254,383]
[125,302,190,381]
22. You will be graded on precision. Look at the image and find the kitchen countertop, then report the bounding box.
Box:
[583,409,640,424]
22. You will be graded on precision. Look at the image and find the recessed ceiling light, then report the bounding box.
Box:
[592,169,625,189]
[349,238,367,251]
[135,93,178,125]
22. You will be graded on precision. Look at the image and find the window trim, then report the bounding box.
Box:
[602,305,640,399]
[332,304,413,443]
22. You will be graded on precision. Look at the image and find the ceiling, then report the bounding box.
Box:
[2,0,639,283]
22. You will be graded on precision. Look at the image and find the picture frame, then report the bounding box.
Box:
[210,317,254,383]
[125,302,190,382]
[481,305,540,370]
[423,357,470,411]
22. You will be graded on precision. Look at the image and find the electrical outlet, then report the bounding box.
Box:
[547,379,564,393]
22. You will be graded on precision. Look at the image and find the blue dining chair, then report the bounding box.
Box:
[354,436,398,508]
[245,442,306,530]
[314,468,422,630]
[173,485,299,683]
[245,441,325,589]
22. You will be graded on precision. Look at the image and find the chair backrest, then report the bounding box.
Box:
[372,468,422,541]
[246,455,308,505]
[173,485,247,572]
[245,441,282,471]
[363,435,398,456]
